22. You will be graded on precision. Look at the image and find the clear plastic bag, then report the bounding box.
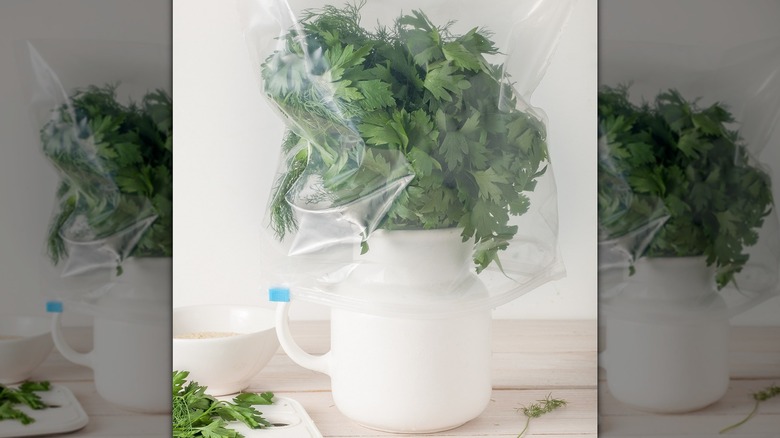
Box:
[598,37,780,319]
[18,40,172,277]
[239,0,575,317]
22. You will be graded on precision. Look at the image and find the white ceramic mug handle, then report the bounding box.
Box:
[275,302,330,376]
[50,312,93,369]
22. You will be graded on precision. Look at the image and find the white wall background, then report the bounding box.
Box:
[600,0,780,326]
[0,0,171,326]
[173,0,598,320]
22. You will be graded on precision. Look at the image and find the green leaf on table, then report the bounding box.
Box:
[0,380,52,425]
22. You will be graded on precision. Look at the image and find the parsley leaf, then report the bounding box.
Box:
[0,380,52,425]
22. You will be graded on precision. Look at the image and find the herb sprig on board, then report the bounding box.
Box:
[41,84,173,267]
[598,85,774,288]
[262,2,549,272]
[172,371,274,438]
[0,381,52,425]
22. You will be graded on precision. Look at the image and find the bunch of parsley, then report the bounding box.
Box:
[598,85,774,288]
[41,84,172,267]
[172,371,273,438]
[261,2,549,272]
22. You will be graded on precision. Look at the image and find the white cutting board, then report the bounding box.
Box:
[0,384,88,437]
[214,396,323,438]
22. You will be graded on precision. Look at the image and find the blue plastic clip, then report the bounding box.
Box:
[46,300,63,313]
[268,287,290,302]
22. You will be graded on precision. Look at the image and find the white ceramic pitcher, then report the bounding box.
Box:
[50,257,171,413]
[275,229,493,433]
[600,256,730,413]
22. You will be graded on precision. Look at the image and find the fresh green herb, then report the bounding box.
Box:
[262,2,549,273]
[41,84,173,268]
[516,394,567,437]
[598,85,774,288]
[719,383,780,434]
[0,380,52,425]
[172,371,274,438]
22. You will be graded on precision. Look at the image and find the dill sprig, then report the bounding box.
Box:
[517,394,567,437]
[719,384,780,434]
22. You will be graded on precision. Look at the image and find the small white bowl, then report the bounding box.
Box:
[172,304,279,396]
[0,316,54,384]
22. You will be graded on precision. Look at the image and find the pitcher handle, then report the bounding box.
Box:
[47,301,93,368]
[270,289,330,376]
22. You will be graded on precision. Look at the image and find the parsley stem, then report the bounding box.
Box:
[719,399,759,434]
[517,415,531,437]
[719,384,779,434]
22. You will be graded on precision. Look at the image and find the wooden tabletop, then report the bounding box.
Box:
[24,320,597,437]
[249,320,599,437]
[598,326,780,437]
[21,322,778,437]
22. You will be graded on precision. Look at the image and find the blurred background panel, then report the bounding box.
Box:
[599,0,780,436]
[0,1,171,436]
[0,0,170,325]
[599,0,780,323]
